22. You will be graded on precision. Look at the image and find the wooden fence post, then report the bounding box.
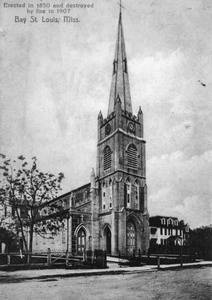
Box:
[138,249,141,261]
[27,252,30,264]
[92,250,94,265]
[83,249,86,262]
[47,248,51,266]
[180,246,183,267]
[7,254,10,265]
[180,253,183,267]
[104,251,107,268]
[157,255,160,270]
[65,250,69,266]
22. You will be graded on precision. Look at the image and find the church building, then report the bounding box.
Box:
[33,9,149,257]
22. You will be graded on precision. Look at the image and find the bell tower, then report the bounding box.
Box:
[95,7,149,256]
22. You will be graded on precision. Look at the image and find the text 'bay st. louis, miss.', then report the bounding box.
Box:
[14,15,80,24]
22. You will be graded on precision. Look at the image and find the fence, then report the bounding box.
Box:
[0,249,107,269]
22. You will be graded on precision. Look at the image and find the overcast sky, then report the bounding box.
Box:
[0,0,212,228]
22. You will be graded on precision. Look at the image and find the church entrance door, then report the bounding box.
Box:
[104,226,111,254]
[126,222,136,256]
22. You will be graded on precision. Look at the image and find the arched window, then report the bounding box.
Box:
[161,218,165,225]
[134,181,139,210]
[126,178,131,208]
[127,144,138,169]
[109,179,113,209]
[102,186,106,210]
[126,222,136,256]
[77,228,86,255]
[104,146,112,170]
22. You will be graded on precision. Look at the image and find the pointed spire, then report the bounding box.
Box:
[108,5,132,115]
[90,168,95,188]
[91,167,95,177]
[98,110,103,120]
[138,106,143,115]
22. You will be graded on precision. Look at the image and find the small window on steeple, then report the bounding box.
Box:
[123,58,127,73]
[113,60,117,74]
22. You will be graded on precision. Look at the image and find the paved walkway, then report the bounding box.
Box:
[0,261,211,282]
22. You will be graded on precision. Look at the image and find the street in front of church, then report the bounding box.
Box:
[0,266,211,300]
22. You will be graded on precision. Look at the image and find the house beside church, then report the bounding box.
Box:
[33,8,150,257]
[149,216,190,249]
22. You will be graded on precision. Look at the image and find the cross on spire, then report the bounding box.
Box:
[118,0,125,13]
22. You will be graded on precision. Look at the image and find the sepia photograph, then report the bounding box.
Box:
[0,0,211,299]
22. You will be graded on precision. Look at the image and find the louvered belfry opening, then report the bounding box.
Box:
[127,144,138,169]
[104,146,112,170]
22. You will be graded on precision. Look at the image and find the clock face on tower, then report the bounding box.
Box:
[105,123,111,136]
[128,121,135,133]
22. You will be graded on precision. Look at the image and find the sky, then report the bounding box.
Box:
[0,0,212,228]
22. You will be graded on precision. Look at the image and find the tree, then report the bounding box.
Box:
[188,226,212,260]
[0,154,65,256]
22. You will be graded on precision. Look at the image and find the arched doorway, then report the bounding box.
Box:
[77,228,86,255]
[104,226,111,254]
[126,222,136,256]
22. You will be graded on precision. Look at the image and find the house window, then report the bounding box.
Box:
[127,144,138,169]
[104,146,112,170]
[151,228,157,234]
[161,218,165,225]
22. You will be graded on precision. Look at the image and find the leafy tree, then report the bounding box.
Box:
[0,154,65,256]
[188,226,212,260]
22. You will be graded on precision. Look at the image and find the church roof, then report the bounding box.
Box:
[108,8,132,115]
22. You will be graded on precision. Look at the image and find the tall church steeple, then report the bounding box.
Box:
[108,7,132,115]
[95,4,149,257]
